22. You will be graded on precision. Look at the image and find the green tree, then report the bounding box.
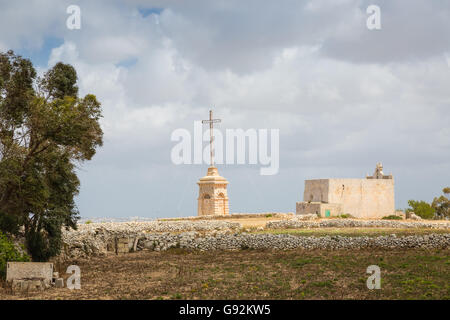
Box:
[431,187,450,219]
[0,50,103,261]
[406,200,435,220]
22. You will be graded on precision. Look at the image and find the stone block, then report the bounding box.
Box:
[55,278,64,288]
[11,278,47,293]
[6,262,53,284]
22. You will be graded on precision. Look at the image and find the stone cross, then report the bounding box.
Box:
[202,110,221,166]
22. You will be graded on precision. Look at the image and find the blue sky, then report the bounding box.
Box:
[1,0,449,219]
[16,36,64,68]
[138,7,163,17]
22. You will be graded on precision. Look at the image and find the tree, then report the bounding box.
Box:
[0,50,103,261]
[406,200,435,220]
[432,187,450,219]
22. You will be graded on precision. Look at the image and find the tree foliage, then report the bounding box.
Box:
[0,231,30,279]
[0,50,103,261]
[406,200,435,220]
[432,187,450,219]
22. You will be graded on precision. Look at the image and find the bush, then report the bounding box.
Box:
[406,200,435,219]
[382,215,403,220]
[0,231,30,279]
[338,214,354,219]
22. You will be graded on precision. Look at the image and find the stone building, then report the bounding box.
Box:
[296,163,394,219]
[197,166,230,216]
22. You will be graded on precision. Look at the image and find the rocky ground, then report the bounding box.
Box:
[1,248,449,300]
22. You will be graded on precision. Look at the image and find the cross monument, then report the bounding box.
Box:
[197,109,230,216]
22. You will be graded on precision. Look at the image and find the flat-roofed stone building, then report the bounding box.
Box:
[296,163,394,219]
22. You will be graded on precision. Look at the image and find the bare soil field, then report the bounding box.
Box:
[1,248,448,300]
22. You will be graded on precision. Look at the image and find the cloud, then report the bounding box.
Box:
[1,0,449,217]
[321,0,450,63]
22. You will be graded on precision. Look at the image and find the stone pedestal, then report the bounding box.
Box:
[197,166,229,216]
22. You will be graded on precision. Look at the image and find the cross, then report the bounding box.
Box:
[202,110,221,166]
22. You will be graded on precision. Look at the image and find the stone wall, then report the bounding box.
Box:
[329,179,395,218]
[60,220,241,259]
[296,202,343,217]
[59,219,450,259]
[62,230,450,255]
[266,219,450,229]
[303,179,329,202]
[159,212,294,221]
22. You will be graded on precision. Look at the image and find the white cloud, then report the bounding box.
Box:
[1,0,449,217]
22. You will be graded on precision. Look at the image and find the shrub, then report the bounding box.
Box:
[338,214,354,219]
[382,215,403,220]
[265,214,273,218]
[406,200,435,219]
[0,231,30,279]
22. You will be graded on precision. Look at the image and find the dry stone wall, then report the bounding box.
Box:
[159,212,294,221]
[60,219,450,259]
[61,220,241,259]
[266,219,450,229]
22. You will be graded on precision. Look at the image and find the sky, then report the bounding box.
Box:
[0,0,449,218]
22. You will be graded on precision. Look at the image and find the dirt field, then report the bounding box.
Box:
[1,248,448,300]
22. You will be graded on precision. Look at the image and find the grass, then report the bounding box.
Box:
[1,248,448,300]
